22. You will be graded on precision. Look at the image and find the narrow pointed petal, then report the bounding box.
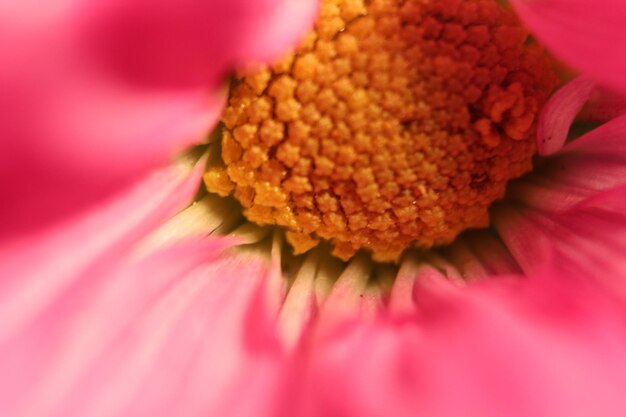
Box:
[388,259,421,315]
[511,0,626,95]
[315,256,374,336]
[445,232,523,279]
[136,194,243,254]
[277,252,319,349]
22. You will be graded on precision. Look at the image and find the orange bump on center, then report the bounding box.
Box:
[204,0,556,262]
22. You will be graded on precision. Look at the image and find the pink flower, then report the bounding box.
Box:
[2,1,626,416]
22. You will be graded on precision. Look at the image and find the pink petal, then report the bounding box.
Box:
[0,238,291,417]
[492,204,554,274]
[302,272,626,417]
[81,0,319,88]
[496,185,626,301]
[0,157,206,341]
[537,77,595,155]
[0,0,318,236]
[511,0,626,95]
[510,112,626,211]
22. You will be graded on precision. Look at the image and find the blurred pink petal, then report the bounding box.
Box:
[0,239,291,417]
[0,0,318,237]
[82,0,320,88]
[511,0,626,94]
[301,271,626,417]
[0,157,206,342]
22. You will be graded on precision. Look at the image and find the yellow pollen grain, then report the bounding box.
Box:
[205,0,556,262]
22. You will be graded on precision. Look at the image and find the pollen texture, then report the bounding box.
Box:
[204,0,556,261]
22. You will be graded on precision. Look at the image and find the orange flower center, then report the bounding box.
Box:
[205,0,556,261]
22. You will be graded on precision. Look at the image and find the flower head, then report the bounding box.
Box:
[2,0,626,416]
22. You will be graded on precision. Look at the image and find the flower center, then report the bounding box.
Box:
[205,0,555,262]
